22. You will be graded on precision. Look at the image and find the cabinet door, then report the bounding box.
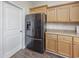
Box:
[57,5,70,22]
[58,35,72,57]
[30,5,47,14]
[73,37,79,57]
[46,33,57,52]
[47,8,57,22]
[70,3,79,22]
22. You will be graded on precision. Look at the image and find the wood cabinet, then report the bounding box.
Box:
[46,33,57,53]
[73,37,79,57]
[30,5,47,14]
[58,35,72,57]
[30,2,79,23]
[47,8,57,22]
[70,3,79,22]
[56,5,70,22]
[47,5,70,22]
[45,32,79,57]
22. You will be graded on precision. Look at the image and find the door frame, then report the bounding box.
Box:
[2,1,25,57]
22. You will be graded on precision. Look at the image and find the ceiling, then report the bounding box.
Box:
[29,1,75,7]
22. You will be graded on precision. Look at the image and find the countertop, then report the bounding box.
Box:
[46,29,79,37]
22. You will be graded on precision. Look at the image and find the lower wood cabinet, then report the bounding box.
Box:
[46,32,79,57]
[73,37,79,57]
[46,33,57,53]
[58,35,72,57]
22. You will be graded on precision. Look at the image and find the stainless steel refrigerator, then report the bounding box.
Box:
[25,13,46,53]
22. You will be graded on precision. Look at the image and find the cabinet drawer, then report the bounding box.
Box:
[46,33,57,39]
[73,37,79,44]
[58,35,72,43]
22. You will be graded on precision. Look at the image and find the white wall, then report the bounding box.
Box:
[47,23,77,31]
[12,1,32,14]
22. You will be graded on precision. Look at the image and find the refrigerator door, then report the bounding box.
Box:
[25,36,33,49]
[41,13,46,52]
[34,14,43,39]
[32,13,46,53]
[32,40,44,53]
[34,13,46,39]
[25,15,35,48]
[25,15,35,37]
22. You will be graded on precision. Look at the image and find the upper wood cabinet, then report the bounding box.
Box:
[56,5,70,22]
[47,5,70,22]
[70,3,79,22]
[30,5,47,14]
[58,35,72,57]
[47,8,57,22]
[73,37,79,57]
[30,2,79,23]
[47,2,79,23]
[46,33,57,53]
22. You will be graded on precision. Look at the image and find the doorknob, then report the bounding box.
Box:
[20,30,22,32]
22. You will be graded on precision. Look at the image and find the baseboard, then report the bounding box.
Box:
[46,50,67,58]
[4,45,22,58]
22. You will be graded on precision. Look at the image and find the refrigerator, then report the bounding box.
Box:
[25,13,46,53]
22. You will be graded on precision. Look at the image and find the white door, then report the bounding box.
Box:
[0,2,3,58]
[3,2,23,57]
